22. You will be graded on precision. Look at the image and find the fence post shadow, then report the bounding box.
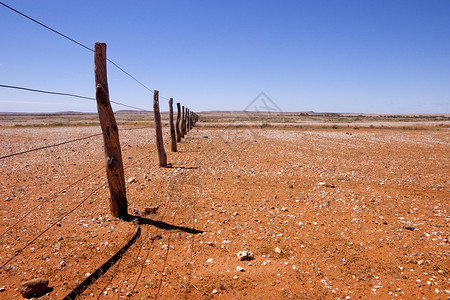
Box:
[123,215,203,234]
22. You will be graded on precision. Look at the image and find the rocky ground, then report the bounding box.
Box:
[0,120,449,299]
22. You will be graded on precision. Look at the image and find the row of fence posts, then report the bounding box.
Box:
[94,43,198,218]
[154,92,198,167]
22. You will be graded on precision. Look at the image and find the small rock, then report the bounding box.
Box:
[0,286,5,292]
[274,247,282,254]
[5,197,12,202]
[318,182,335,188]
[211,289,218,294]
[206,258,213,263]
[58,260,67,269]
[404,226,415,231]
[237,250,254,261]
[289,185,294,188]
[236,266,245,272]
[149,234,162,241]
[21,278,49,298]
[128,177,137,184]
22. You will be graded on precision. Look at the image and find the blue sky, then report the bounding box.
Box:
[0,0,449,113]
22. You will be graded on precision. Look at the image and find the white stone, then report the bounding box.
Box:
[237,250,254,261]
[236,266,245,272]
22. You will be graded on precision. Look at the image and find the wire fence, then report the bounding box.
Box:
[0,84,150,112]
[0,1,159,99]
[0,182,106,270]
[0,2,201,297]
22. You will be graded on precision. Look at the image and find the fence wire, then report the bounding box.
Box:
[0,182,105,270]
[0,1,162,99]
[0,132,103,160]
[0,84,150,112]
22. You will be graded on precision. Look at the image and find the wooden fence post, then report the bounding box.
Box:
[94,43,128,218]
[186,108,190,133]
[181,105,186,138]
[153,90,168,167]
[169,98,177,152]
[176,102,181,142]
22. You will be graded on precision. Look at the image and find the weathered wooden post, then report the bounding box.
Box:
[176,102,181,142]
[188,111,191,130]
[168,98,177,152]
[186,108,190,133]
[153,90,168,167]
[94,43,128,218]
[181,105,186,138]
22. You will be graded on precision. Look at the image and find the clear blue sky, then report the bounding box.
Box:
[1,0,449,113]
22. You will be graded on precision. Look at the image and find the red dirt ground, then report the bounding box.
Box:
[0,124,449,299]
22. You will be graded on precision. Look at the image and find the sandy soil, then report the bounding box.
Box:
[0,123,449,299]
